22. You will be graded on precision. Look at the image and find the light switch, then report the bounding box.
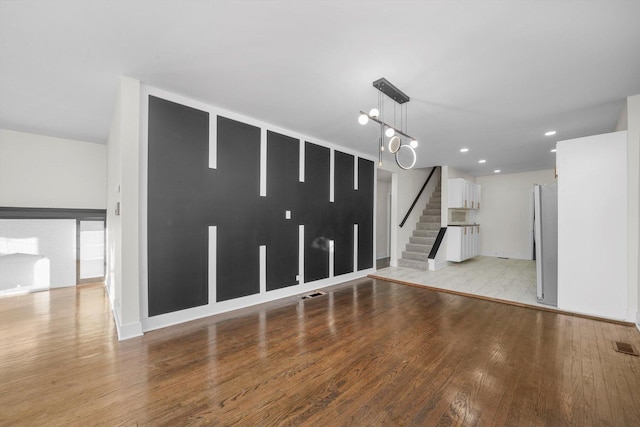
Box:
[285,210,291,220]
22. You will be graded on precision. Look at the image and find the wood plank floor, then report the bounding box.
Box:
[1,279,640,426]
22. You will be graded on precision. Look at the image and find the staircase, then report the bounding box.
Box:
[398,180,442,270]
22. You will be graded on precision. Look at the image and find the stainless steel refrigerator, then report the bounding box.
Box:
[534,183,558,306]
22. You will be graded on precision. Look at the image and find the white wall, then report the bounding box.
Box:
[447,167,476,182]
[557,131,629,321]
[476,169,556,259]
[106,76,142,340]
[376,176,391,259]
[616,101,628,132]
[0,129,106,209]
[626,94,640,328]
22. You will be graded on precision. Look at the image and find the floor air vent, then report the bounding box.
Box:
[301,291,327,300]
[614,341,639,356]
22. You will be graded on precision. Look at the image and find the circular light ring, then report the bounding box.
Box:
[395,145,417,170]
[388,136,401,153]
[358,113,369,125]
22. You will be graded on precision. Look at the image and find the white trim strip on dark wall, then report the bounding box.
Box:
[330,148,335,203]
[329,239,335,278]
[260,128,267,197]
[354,156,359,190]
[353,224,359,272]
[208,226,217,304]
[299,139,305,183]
[209,116,217,169]
[259,245,266,294]
[298,225,304,284]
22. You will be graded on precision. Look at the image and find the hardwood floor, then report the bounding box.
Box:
[1,279,640,426]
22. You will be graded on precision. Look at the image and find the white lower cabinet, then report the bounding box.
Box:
[447,225,480,262]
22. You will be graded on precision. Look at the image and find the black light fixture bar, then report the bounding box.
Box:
[359,111,416,141]
[372,78,410,104]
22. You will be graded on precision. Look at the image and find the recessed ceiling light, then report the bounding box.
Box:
[460,148,469,153]
[550,148,557,153]
[545,131,557,136]
[478,159,486,164]
[494,169,501,173]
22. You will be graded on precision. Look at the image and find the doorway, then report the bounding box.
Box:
[376,169,393,269]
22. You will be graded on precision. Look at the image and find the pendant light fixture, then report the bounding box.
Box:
[358,78,418,169]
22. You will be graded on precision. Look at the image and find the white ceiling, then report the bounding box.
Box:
[1,1,639,176]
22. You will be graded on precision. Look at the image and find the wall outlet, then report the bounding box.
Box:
[285,210,291,219]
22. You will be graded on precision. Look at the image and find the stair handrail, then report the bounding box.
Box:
[399,166,438,228]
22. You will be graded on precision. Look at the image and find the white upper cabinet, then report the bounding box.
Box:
[448,178,481,209]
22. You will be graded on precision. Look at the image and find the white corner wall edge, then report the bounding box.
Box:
[104,283,143,340]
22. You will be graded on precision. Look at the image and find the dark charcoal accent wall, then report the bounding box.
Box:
[357,158,374,270]
[147,95,375,317]
[333,151,355,276]
[214,116,262,302]
[302,142,331,282]
[148,96,210,316]
[265,131,300,291]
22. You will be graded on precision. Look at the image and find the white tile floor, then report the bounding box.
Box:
[371,255,553,309]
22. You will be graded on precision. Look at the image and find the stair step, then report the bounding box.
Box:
[401,251,429,262]
[410,236,436,245]
[416,222,440,230]
[398,258,429,270]
[406,243,432,253]
[419,215,440,222]
[413,229,439,238]
[423,208,440,215]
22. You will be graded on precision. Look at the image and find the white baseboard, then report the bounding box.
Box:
[115,318,143,341]
[141,269,374,334]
